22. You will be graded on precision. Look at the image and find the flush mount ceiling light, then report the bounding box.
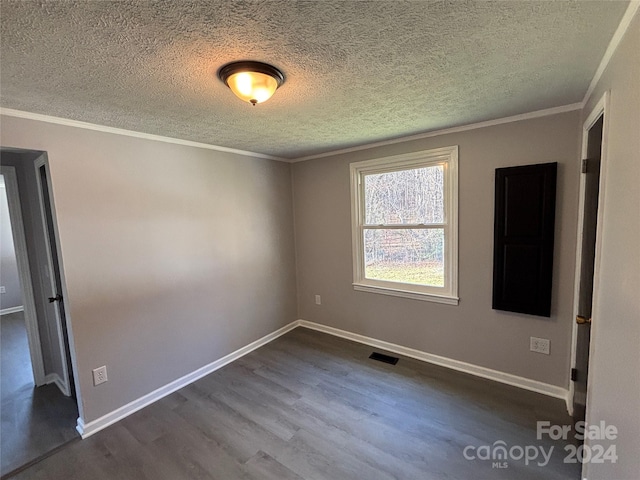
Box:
[217,61,285,106]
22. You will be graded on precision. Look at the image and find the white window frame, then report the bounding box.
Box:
[350,145,459,305]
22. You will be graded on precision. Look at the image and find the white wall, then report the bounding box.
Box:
[581,12,640,480]
[0,116,298,423]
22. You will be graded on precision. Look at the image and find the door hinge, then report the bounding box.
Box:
[581,159,588,174]
[571,368,578,382]
[48,294,63,303]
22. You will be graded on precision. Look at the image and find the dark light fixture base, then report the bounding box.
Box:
[217,61,285,88]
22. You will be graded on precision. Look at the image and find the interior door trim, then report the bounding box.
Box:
[567,91,610,416]
[33,155,74,398]
[0,164,46,386]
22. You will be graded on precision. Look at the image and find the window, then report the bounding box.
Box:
[350,146,458,304]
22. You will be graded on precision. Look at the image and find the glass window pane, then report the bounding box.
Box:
[364,165,444,225]
[364,228,444,286]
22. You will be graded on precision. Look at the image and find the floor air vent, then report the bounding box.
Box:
[369,352,399,365]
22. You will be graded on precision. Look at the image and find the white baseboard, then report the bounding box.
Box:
[76,318,570,439]
[76,321,299,438]
[297,320,569,401]
[566,396,574,417]
[0,305,24,315]
[44,373,71,397]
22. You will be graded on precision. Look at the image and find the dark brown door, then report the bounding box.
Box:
[573,116,603,424]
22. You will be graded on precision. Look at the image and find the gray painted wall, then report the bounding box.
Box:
[0,118,298,422]
[0,176,23,310]
[292,111,581,388]
[2,28,635,477]
[581,13,639,480]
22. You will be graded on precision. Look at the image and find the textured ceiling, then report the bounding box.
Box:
[0,1,629,160]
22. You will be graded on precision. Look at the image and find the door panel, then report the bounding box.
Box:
[492,162,557,317]
[37,162,73,397]
[573,116,603,424]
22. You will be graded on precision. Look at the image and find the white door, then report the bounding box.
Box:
[34,157,72,397]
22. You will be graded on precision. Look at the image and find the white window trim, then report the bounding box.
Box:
[350,146,459,305]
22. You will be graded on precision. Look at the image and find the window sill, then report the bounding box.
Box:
[353,283,459,305]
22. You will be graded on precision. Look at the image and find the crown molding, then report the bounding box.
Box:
[582,1,640,105]
[291,103,583,163]
[2,4,635,165]
[0,107,287,162]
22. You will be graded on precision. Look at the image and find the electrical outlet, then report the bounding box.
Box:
[0,286,5,294]
[530,337,550,355]
[315,295,321,305]
[93,366,108,386]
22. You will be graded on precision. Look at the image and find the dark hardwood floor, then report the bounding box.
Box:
[10,327,580,479]
[1,312,78,478]
[1,312,33,396]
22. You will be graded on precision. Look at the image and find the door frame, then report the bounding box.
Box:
[568,91,610,416]
[33,154,74,397]
[0,165,46,386]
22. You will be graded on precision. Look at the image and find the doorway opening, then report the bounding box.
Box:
[1,148,79,478]
[569,93,609,429]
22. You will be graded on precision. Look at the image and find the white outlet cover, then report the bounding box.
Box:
[530,337,550,355]
[93,366,108,386]
[315,295,321,305]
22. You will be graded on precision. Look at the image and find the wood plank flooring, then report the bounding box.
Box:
[1,313,33,396]
[9,327,581,479]
[1,313,78,478]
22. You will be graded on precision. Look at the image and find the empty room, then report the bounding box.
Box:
[0,1,638,479]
